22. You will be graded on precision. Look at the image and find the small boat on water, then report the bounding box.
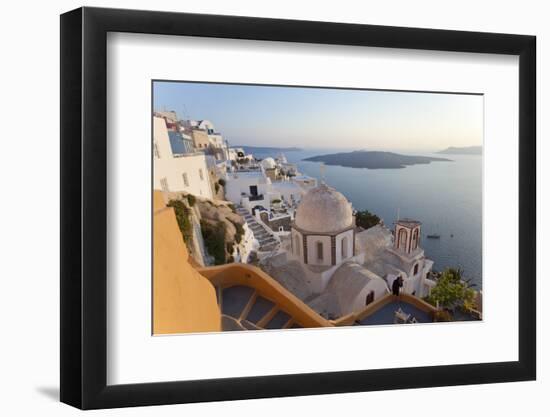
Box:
[427,234,441,239]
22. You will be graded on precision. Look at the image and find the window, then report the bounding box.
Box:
[341,236,348,258]
[160,178,169,192]
[199,169,204,181]
[366,291,375,305]
[316,241,324,261]
[153,142,160,158]
[279,226,284,232]
[413,263,419,275]
[182,173,189,187]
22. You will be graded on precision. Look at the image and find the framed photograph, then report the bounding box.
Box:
[60,6,536,409]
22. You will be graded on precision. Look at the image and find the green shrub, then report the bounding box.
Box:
[200,220,226,265]
[187,194,196,206]
[271,198,282,204]
[355,209,380,230]
[167,200,193,245]
[214,183,220,194]
[425,268,475,310]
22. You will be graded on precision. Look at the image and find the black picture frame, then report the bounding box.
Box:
[60,6,536,410]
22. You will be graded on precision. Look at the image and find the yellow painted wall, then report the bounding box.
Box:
[153,192,221,334]
[199,263,332,328]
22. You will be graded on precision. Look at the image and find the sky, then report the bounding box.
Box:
[153,81,483,152]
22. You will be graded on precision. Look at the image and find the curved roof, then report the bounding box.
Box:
[294,183,353,233]
[328,262,385,297]
[308,262,388,318]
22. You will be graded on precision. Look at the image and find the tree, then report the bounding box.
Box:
[355,209,380,230]
[425,268,475,310]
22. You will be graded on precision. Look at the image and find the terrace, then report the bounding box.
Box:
[333,294,438,327]
[357,300,432,325]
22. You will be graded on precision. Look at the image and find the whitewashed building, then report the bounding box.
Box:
[225,167,274,209]
[153,116,214,199]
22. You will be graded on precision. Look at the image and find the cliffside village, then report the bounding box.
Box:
[153,110,481,329]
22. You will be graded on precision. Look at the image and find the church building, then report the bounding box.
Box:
[265,182,436,320]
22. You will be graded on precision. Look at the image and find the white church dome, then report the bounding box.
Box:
[294,183,353,233]
[260,157,276,169]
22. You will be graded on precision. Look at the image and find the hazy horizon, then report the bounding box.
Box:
[153,81,483,153]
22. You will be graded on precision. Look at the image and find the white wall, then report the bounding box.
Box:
[305,235,332,266]
[270,182,304,205]
[154,153,213,198]
[154,116,213,198]
[335,229,354,264]
[1,1,546,417]
[291,229,303,258]
[349,278,389,315]
[153,116,173,159]
[225,171,270,204]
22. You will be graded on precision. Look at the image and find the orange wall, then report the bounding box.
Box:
[199,263,332,328]
[153,192,221,334]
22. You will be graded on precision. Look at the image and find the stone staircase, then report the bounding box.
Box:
[236,206,279,252]
[217,285,302,331]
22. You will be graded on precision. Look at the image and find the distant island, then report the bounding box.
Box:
[438,146,482,155]
[237,145,302,154]
[303,151,451,169]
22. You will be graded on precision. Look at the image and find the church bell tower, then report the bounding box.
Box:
[394,219,422,255]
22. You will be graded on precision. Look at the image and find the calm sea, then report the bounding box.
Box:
[254,148,483,290]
